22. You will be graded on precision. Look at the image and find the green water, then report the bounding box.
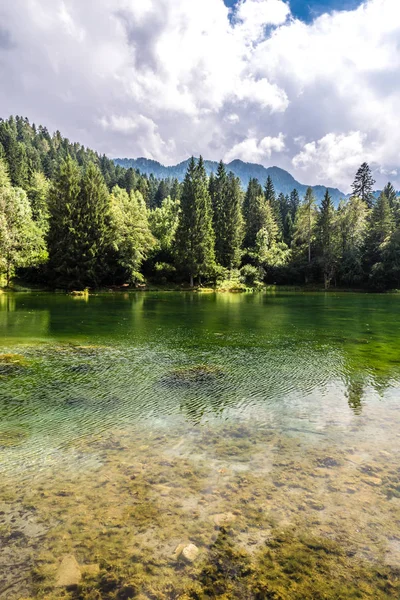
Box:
[0,291,400,598]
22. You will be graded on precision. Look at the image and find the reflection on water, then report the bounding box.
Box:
[0,291,400,598]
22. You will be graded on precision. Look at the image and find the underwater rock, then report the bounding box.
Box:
[174,543,199,563]
[0,353,28,376]
[161,364,224,386]
[0,428,28,448]
[55,554,82,588]
[182,543,199,563]
[212,512,237,527]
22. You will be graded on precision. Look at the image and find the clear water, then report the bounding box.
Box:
[1,291,400,598]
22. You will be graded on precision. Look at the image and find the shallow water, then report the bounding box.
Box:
[0,291,399,598]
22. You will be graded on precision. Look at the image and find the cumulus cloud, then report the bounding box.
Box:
[224,133,286,163]
[0,0,399,190]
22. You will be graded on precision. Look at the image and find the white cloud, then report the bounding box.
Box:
[292,132,369,189]
[224,133,285,163]
[0,0,399,190]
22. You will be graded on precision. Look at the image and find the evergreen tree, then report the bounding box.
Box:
[364,192,394,288]
[48,159,110,288]
[383,182,400,225]
[254,200,290,279]
[75,162,110,287]
[243,178,265,248]
[27,171,50,234]
[175,157,215,286]
[170,178,181,201]
[316,190,339,289]
[154,180,170,208]
[292,187,318,281]
[351,163,376,208]
[337,196,368,286]
[289,189,300,219]
[48,157,82,287]
[224,172,244,269]
[383,182,397,208]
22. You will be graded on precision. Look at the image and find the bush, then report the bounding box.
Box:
[240,264,260,286]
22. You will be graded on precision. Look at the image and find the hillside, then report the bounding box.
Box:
[114,157,346,203]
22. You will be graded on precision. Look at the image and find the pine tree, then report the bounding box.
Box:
[337,196,368,286]
[383,182,399,225]
[75,162,110,287]
[48,159,110,288]
[27,171,50,234]
[316,190,339,289]
[243,178,265,248]
[364,192,394,288]
[175,157,215,286]
[289,189,300,220]
[224,172,244,269]
[48,157,82,288]
[264,176,282,236]
[292,187,318,281]
[351,163,376,208]
[383,182,397,208]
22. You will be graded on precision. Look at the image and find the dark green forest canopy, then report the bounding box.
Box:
[1,115,400,290]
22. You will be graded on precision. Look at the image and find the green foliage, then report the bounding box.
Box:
[2,117,400,291]
[291,187,318,281]
[240,264,260,286]
[243,178,265,248]
[174,156,216,285]
[211,162,243,269]
[0,160,47,285]
[316,190,340,288]
[48,159,110,289]
[149,196,180,253]
[109,186,155,283]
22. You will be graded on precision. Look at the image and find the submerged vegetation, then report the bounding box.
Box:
[1,116,400,291]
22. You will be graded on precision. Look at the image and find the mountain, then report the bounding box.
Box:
[114,157,346,204]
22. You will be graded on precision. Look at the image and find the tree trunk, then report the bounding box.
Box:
[189,274,194,287]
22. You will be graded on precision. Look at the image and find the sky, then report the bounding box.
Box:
[0,0,399,192]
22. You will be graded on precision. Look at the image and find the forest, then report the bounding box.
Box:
[0,115,399,291]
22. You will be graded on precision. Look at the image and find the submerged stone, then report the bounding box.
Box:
[162,364,224,386]
[0,353,28,376]
[174,543,199,563]
[55,554,82,587]
[212,512,237,527]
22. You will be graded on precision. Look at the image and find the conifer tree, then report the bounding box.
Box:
[243,178,265,248]
[224,172,244,269]
[210,162,242,269]
[337,196,368,285]
[175,157,215,286]
[289,189,300,220]
[292,187,318,281]
[351,163,376,208]
[316,190,339,289]
[28,172,50,234]
[365,192,395,288]
[48,157,82,288]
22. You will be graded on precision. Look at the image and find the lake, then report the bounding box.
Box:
[0,291,399,598]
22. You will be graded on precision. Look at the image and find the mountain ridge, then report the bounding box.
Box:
[114,157,346,204]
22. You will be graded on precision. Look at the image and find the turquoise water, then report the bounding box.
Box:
[0,291,400,598]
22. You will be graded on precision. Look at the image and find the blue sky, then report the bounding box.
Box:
[225,0,363,22]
